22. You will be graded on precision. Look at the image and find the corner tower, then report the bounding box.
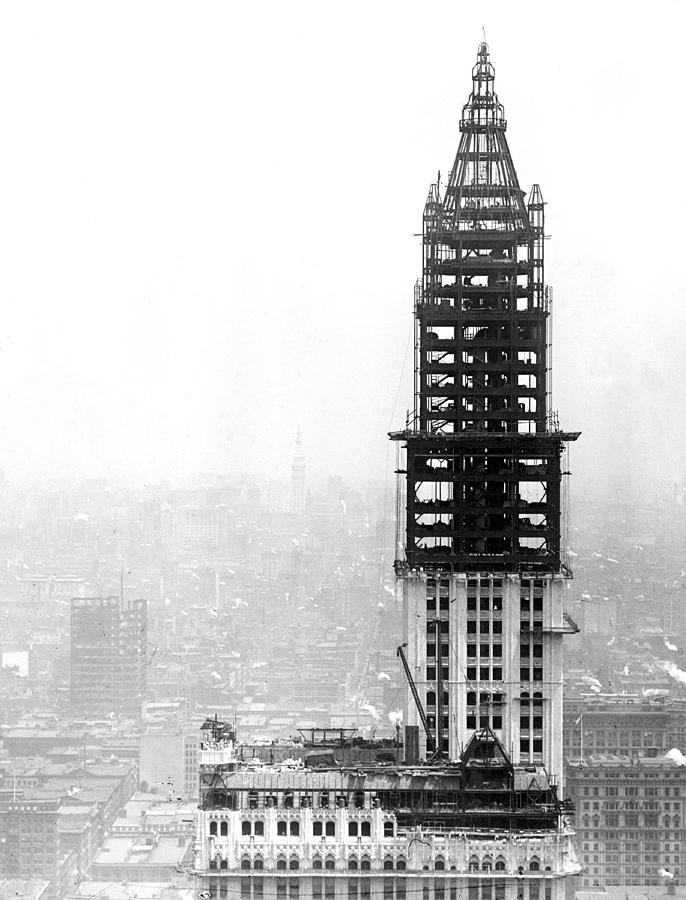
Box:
[392,43,579,779]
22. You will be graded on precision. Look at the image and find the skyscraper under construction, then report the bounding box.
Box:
[392,42,579,780]
[197,42,581,900]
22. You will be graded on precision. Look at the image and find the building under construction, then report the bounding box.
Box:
[197,42,580,900]
[391,40,579,777]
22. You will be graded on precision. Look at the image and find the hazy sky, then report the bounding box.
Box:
[0,1,683,499]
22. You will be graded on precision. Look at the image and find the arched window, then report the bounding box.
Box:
[467,692,477,706]
[220,821,228,836]
[284,791,294,809]
[361,858,371,871]
[241,857,251,870]
[313,857,323,870]
[469,856,479,873]
[220,860,228,870]
[277,821,287,836]
[348,858,358,870]
[427,691,436,707]
[325,855,336,870]
[529,858,540,872]
[290,822,300,837]
[209,821,217,836]
[482,857,492,872]
[384,858,394,870]
[435,859,445,871]
[254,857,264,871]
[397,858,407,871]
[248,790,258,809]
[289,858,299,870]
[209,859,217,870]
[495,858,506,872]
[276,858,287,871]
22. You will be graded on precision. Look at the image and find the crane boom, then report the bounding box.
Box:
[397,644,434,752]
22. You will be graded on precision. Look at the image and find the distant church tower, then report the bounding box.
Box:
[291,428,306,515]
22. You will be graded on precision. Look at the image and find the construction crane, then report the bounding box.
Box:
[397,643,435,754]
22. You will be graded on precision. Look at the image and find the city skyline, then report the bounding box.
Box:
[1,6,686,899]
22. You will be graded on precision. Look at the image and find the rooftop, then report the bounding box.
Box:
[91,834,192,868]
[0,880,50,900]
[65,883,194,900]
[567,753,686,770]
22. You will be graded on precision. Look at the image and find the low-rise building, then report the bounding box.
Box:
[88,832,194,882]
[566,753,686,888]
[64,883,194,900]
[197,726,580,900]
[111,792,197,837]
[0,799,78,900]
[563,697,686,760]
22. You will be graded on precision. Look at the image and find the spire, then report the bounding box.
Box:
[461,42,506,129]
[442,42,529,233]
[291,428,306,516]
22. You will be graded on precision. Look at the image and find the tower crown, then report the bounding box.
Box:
[461,42,506,130]
[443,42,527,233]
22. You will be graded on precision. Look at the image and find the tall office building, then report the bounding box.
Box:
[197,43,580,900]
[70,596,147,720]
[391,41,579,781]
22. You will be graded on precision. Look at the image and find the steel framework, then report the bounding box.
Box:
[392,42,578,575]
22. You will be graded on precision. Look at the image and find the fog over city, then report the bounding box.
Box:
[0,2,681,501]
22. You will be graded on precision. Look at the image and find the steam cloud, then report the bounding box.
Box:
[661,661,686,685]
[666,748,686,767]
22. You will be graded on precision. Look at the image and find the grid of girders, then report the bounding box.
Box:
[393,43,578,574]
